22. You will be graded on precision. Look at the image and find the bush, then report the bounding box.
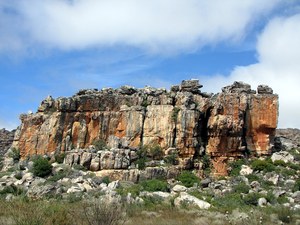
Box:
[251,159,275,172]
[148,144,164,160]
[54,152,66,164]
[243,192,262,206]
[92,139,107,151]
[274,206,293,223]
[14,172,23,180]
[140,179,168,192]
[32,156,52,177]
[229,159,246,176]
[273,160,286,167]
[102,176,110,185]
[246,174,260,182]
[213,193,245,212]
[116,184,142,198]
[233,183,250,194]
[0,185,24,196]
[286,162,300,170]
[8,147,20,161]
[47,171,68,182]
[293,179,300,192]
[171,107,180,122]
[136,158,146,170]
[164,152,178,165]
[77,200,126,225]
[177,171,200,188]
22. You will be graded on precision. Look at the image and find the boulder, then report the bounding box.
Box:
[172,184,187,193]
[240,165,253,176]
[174,192,211,209]
[271,151,294,163]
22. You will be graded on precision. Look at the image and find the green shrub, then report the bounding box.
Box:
[141,99,150,107]
[92,139,107,151]
[229,159,246,176]
[140,179,168,192]
[148,144,164,160]
[32,156,52,177]
[8,147,20,161]
[116,184,142,197]
[14,172,23,180]
[54,153,66,164]
[164,152,178,165]
[293,179,300,192]
[266,191,277,204]
[261,180,274,189]
[281,168,296,177]
[136,158,146,170]
[102,176,110,185]
[177,171,200,188]
[0,185,24,196]
[213,193,245,212]
[273,160,286,167]
[72,164,87,171]
[246,174,260,182]
[47,171,67,182]
[171,107,180,122]
[286,162,300,170]
[201,155,211,169]
[233,183,250,194]
[243,192,262,206]
[274,206,293,223]
[277,196,289,204]
[251,159,275,172]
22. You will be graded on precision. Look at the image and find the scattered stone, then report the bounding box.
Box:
[258,197,267,207]
[240,165,253,176]
[200,178,212,188]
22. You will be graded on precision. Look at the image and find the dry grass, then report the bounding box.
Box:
[0,199,299,225]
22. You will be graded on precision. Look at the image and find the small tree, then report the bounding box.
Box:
[32,156,52,177]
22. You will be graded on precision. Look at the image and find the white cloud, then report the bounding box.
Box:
[1,0,282,54]
[203,14,300,128]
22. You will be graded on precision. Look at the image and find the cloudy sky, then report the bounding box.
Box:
[0,0,300,130]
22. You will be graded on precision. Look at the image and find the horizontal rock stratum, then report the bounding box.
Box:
[11,80,278,175]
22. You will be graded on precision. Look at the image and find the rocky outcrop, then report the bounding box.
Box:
[11,80,278,176]
[0,128,15,156]
[275,128,300,150]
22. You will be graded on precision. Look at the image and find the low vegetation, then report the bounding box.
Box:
[32,156,52,177]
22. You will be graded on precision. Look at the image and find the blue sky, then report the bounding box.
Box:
[1,0,300,130]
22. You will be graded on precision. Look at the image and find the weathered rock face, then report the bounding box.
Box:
[0,128,15,156]
[11,80,278,176]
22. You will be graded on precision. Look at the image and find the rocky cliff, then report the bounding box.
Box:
[11,80,278,175]
[0,128,15,157]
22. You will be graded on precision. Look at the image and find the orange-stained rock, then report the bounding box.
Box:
[12,80,278,176]
[246,94,278,155]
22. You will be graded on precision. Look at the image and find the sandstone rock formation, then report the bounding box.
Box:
[11,80,278,176]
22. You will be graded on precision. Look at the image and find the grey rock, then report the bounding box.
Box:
[271,151,294,163]
[27,184,55,198]
[258,197,267,207]
[257,85,273,94]
[200,178,212,188]
[80,152,92,169]
[222,81,251,94]
[172,184,187,193]
[180,79,202,93]
[174,192,210,209]
[240,165,253,176]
